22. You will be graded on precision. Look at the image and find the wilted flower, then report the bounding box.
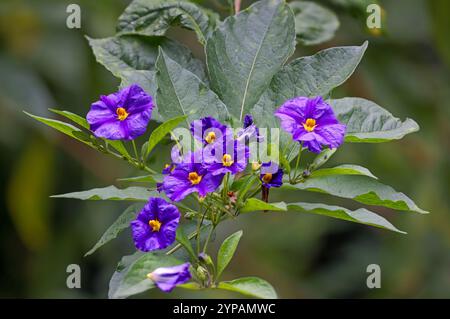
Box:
[162,153,224,201]
[274,96,346,153]
[87,84,153,140]
[260,162,283,188]
[130,197,180,251]
[190,117,229,145]
[147,262,191,292]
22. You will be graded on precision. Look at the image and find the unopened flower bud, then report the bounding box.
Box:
[252,161,262,171]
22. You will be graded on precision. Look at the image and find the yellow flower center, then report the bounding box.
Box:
[303,118,317,132]
[205,131,216,144]
[148,219,162,232]
[262,173,273,183]
[188,172,202,185]
[116,107,129,121]
[222,154,234,167]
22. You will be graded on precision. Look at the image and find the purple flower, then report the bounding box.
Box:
[190,117,229,145]
[203,139,249,175]
[274,96,346,153]
[147,262,191,292]
[243,114,254,129]
[260,162,283,188]
[237,114,263,143]
[162,155,224,201]
[130,197,180,251]
[87,84,154,140]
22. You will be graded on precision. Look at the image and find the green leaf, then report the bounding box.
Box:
[155,48,229,124]
[240,198,287,213]
[49,108,89,129]
[145,115,187,158]
[109,252,183,299]
[24,111,94,147]
[51,185,155,201]
[206,0,296,121]
[117,174,163,184]
[217,277,278,299]
[216,230,243,280]
[87,35,206,120]
[311,164,377,179]
[175,226,196,261]
[290,1,339,46]
[85,204,142,257]
[284,175,429,214]
[330,98,420,143]
[309,148,337,171]
[252,42,368,148]
[106,140,132,160]
[117,0,218,45]
[287,202,406,234]
[48,108,131,159]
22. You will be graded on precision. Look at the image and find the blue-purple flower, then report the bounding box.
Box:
[259,162,283,188]
[190,117,229,145]
[203,139,249,175]
[87,84,154,140]
[162,154,224,201]
[274,96,346,153]
[147,262,191,292]
[130,197,180,251]
[237,114,263,143]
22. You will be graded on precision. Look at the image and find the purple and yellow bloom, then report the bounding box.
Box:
[260,162,284,188]
[147,262,191,292]
[203,139,249,176]
[274,96,346,153]
[162,154,224,201]
[87,84,154,140]
[130,197,180,251]
[190,117,229,145]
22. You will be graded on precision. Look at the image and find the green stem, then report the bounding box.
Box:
[202,225,216,253]
[131,140,140,166]
[293,143,303,181]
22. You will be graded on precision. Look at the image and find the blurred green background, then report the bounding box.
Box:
[1,0,449,298]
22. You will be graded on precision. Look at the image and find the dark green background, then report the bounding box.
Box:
[0,0,449,298]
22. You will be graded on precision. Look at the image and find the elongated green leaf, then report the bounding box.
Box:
[206,0,295,121]
[217,277,277,299]
[309,148,337,170]
[85,204,142,257]
[240,198,287,213]
[290,1,339,46]
[311,164,377,179]
[216,230,243,280]
[330,98,420,142]
[48,108,131,159]
[252,42,367,148]
[175,226,196,261]
[287,202,406,233]
[155,48,229,124]
[49,108,89,129]
[25,111,94,147]
[117,174,163,184]
[51,185,155,201]
[145,115,186,158]
[106,140,132,160]
[109,252,183,299]
[117,0,218,44]
[88,35,206,120]
[284,175,428,214]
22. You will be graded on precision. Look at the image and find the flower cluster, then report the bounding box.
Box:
[86,84,346,293]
